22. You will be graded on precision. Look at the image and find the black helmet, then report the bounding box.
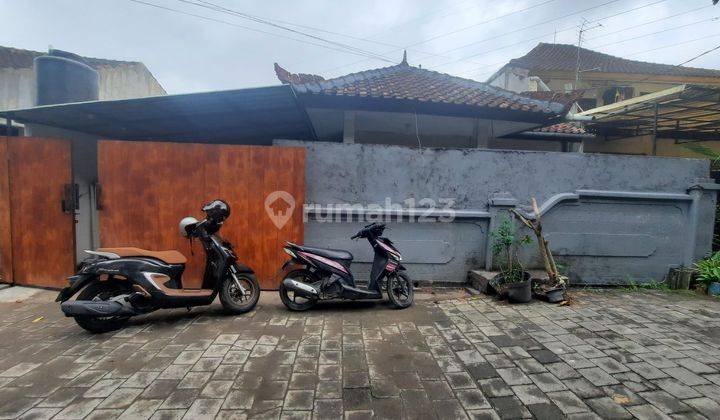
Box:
[202,199,230,222]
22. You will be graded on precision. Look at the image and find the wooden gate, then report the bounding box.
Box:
[97,140,305,290]
[0,137,75,288]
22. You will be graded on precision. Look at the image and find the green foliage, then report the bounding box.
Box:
[491,216,532,283]
[695,251,720,286]
[682,143,720,163]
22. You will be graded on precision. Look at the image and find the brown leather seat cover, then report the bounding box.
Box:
[98,247,187,264]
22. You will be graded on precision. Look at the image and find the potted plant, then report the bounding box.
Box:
[696,251,720,296]
[489,216,533,303]
[510,198,568,303]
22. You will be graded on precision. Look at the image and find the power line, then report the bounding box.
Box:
[432,0,669,72]
[585,4,711,42]
[628,32,720,58]
[453,1,711,79]
[591,16,720,49]
[677,43,720,66]
[175,0,396,63]
[126,0,380,59]
[179,0,492,67]
[428,0,636,68]
[319,0,559,74]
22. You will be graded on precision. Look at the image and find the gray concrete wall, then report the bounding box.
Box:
[276,140,717,285]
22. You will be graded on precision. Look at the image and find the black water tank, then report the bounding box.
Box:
[34,49,99,106]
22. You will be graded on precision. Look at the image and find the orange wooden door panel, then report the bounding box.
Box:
[0,138,12,284]
[6,137,75,288]
[97,140,305,290]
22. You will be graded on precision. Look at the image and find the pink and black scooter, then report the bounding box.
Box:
[278,222,414,311]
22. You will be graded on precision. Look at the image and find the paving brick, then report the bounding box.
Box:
[511,384,549,405]
[637,390,692,414]
[684,397,720,419]
[662,367,709,386]
[652,378,702,399]
[488,396,532,419]
[433,399,468,419]
[445,372,477,389]
[546,391,589,414]
[456,389,491,410]
[496,368,531,386]
[529,372,566,392]
[562,378,606,399]
[626,404,673,420]
[586,397,632,419]
[578,367,619,386]
[181,398,222,419]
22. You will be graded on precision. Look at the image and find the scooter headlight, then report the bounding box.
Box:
[284,248,296,258]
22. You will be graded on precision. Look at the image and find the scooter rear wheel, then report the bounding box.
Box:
[74,281,131,334]
[387,272,414,309]
[279,269,318,311]
[220,271,261,314]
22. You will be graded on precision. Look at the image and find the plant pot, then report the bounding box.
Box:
[545,287,566,303]
[709,282,720,296]
[506,272,532,303]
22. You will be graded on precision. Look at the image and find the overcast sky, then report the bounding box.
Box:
[2,0,719,94]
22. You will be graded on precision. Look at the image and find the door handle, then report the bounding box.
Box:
[62,183,79,213]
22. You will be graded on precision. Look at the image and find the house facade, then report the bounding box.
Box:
[1,53,717,288]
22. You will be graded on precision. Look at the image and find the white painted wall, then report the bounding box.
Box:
[487,66,532,93]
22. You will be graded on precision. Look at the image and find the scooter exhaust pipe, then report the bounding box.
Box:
[282,278,319,299]
[60,295,140,317]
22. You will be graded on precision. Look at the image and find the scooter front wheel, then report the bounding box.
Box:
[220,271,260,314]
[279,269,318,311]
[387,271,414,309]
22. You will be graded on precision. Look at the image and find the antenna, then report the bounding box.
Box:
[574,19,603,89]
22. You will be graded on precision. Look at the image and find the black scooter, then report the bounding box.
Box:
[278,222,414,310]
[57,200,260,333]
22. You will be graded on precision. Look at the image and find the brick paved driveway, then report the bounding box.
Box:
[1,288,720,419]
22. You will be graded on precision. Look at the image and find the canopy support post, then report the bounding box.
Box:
[651,103,659,156]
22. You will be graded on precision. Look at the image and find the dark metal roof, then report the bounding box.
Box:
[0,85,316,144]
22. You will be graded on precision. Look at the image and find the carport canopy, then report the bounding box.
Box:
[0,85,315,144]
[579,84,720,142]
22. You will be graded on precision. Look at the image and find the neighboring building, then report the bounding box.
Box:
[488,43,720,111]
[491,43,720,157]
[0,45,165,112]
[274,55,572,149]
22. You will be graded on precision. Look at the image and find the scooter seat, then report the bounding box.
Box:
[96,247,187,264]
[289,243,353,261]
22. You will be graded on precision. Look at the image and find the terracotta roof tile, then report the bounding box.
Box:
[509,43,720,78]
[532,122,586,135]
[279,62,566,115]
